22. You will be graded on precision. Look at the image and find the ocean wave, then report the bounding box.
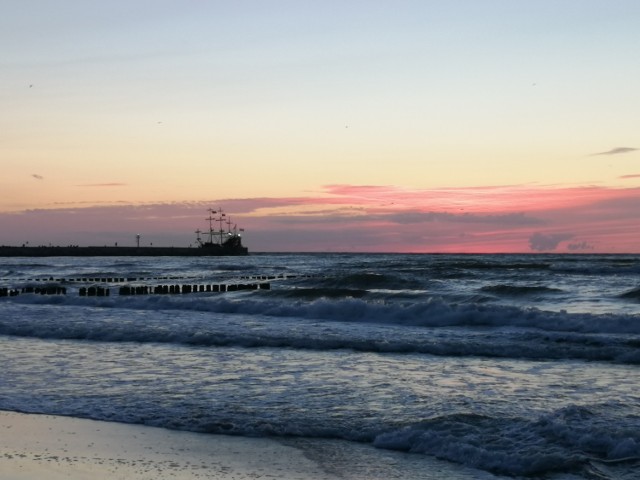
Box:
[443,260,552,271]
[273,287,369,299]
[4,291,640,335]
[313,272,425,290]
[417,254,635,278]
[550,261,640,277]
[480,284,564,296]
[6,397,637,479]
[373,404,640,477]
[1,299,639,363]
[619,286,640,301]
[211,263,257,272]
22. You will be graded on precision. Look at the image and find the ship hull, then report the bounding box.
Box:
[0,245,248,257]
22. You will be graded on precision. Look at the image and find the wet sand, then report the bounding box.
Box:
[0,411,339,479]
[0,411,492,479]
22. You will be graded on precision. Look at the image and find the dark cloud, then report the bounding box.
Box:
[389,211,544,226]
[619,174,640,179]
[528,232,572,251]
[567,241,593,251]
[592,147,638,156]
[31,174,44,180]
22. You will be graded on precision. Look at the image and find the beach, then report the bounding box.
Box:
[0,411,490,480]
[0,411,341,480]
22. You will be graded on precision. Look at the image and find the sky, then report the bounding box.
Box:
[1,0,639,253]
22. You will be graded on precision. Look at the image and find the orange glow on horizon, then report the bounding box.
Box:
[1,183,637,253]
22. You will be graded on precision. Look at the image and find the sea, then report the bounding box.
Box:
[1,253,639,479]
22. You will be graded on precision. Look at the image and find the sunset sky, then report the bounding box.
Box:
[1,1,639,252]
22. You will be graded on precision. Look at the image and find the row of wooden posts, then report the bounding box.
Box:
[0,286,67,297]
[118,283,271,295]
[0,274,288,284]
[0,283,271,297]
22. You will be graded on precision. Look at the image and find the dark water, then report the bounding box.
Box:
[1,253,639,478]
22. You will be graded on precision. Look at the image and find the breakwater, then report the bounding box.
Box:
[1,282,271,298]
[0,245,248,257]
[0,272,313,298]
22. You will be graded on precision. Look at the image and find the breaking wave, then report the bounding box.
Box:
[2,294,639,363]
[374,404,640,477]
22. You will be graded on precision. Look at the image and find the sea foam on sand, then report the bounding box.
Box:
[0,411,339,480]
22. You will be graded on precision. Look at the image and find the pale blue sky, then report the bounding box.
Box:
[1,1,639,251]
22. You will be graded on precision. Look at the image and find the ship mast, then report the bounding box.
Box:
[197,208,243,248]
[226,216,233,238]
[206,209,216,245]
[217,209,226,244]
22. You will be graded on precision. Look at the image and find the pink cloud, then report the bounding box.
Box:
[319,184,628,214]
[1,184,639,253]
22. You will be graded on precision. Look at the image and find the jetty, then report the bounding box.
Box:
[0,208,248,257]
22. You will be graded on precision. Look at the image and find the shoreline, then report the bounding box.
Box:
[0,411,339,479]
[0,411,488,479]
